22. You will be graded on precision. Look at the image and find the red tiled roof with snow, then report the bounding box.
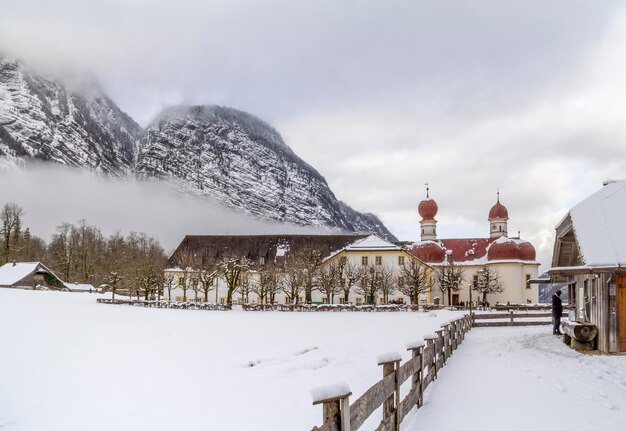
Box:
[410,236,537,265]
[410,238,492,264]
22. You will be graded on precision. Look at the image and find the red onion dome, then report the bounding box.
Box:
[410,241,445,263]
[488,201,509,220]
[487,238,520,261]
[418,198,438,220]
[518,241,536,261]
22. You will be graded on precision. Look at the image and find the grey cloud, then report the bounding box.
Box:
[0,163,332,254]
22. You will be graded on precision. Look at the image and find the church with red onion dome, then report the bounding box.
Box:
[410,186,539,305]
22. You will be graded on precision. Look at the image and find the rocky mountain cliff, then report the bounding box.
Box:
[0,58,141,175]
[0,57,396,240]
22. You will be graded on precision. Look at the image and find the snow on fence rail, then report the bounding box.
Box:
[96,298,229,311]
[241,304,420,312]
[310,314,472,431]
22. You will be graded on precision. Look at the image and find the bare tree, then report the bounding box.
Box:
[198,260,218,303]
[254,265,279,305]
[219,256,252,308]
[473,266,504,303]
[397,260,430,305]
[376,265,396,304]
[280,260,303,304]
[317,261,342,304]
[0,202,23,263]
[174,249,196,302]
[236,272,254,303]
[434,262,465,306]
[355,265,381,305]
[164,273,175,301]
[340,261,361,303]
[298,248,322,303]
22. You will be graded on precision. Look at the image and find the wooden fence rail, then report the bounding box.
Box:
[96,298,229,311]
[310,314,472,431]
[471,311,566,327]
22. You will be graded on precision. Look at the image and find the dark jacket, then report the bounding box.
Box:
[552,293,563,315]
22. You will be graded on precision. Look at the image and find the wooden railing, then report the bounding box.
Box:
[242,304,420,312]
[96,298,229,311]
[471,311,566,327]
[310,314,472,431]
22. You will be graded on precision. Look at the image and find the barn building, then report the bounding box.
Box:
[548,179,626,353]
[0,261,66,290]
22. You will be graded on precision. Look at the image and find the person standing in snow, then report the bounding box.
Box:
[552,290,563,335]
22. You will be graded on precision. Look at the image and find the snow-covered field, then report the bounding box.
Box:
[3,289,625,431]
[0,289,461,430]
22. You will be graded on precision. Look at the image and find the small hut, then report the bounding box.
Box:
[549,180,626,353]
[0,261,67,290]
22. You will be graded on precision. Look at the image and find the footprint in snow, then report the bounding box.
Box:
[296,347,319,356]
[598,391,608,398]
[556,385,568,393]
[603,402,619,411]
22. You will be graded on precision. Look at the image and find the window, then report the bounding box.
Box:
[398,256,405,265]
[356,297,363,305]
[260,256,265,264]
[361,256,369,266]
[178,277,185,287]
[525,274,531,289]
[375,256,382,265]
[339,256,347,265]
[339,297,347,304]
[473,275,479,287]
[219,297,225,305]
[322,297,328,304]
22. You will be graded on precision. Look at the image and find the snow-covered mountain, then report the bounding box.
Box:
[0,57,395,240]
[0,57,141,175]
[136,105,396,239]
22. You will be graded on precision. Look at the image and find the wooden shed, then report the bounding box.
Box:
[548,180,626,353]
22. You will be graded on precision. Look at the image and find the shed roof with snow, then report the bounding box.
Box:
[552,179,626,269]
[0,262,66,289]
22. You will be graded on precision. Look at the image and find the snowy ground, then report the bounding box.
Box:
[404,326,626,430]
[0,289,461,430]
[3,289,624,431]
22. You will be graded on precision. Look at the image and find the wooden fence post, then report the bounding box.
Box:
[434,329,444,377]
[312,389,351,431]
[406,342,424,408]
[441,323,451,363]
[377,355,400,431]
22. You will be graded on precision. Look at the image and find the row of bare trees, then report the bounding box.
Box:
[169,246,504,307]
[0,202,167,296]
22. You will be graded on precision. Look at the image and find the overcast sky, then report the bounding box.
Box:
[2,0,626,270]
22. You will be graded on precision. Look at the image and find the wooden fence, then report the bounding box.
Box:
[96,298,229,311]
[310,314,472,431]
[471,311,566,327]
[242,304,420,312]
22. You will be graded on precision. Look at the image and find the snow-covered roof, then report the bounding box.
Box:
[0,262,41,286]
[567,180,626,267]
[344,234,403,251]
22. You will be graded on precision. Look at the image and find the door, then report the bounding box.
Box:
[618,275,626,352]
